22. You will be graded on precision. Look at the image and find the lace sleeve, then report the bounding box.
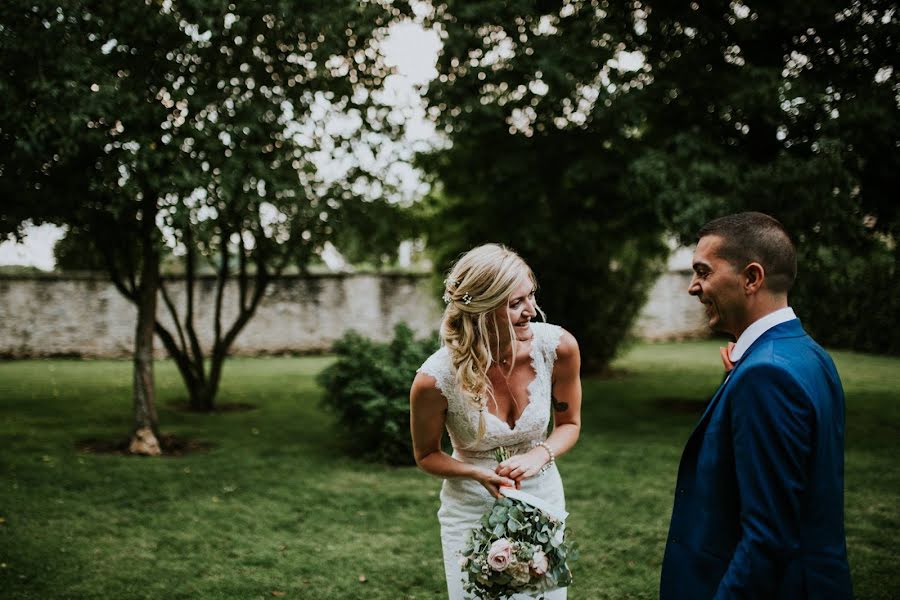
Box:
[417,347,452,399]
[535,322,564,369]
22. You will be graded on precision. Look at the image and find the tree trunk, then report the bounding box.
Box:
[129,194,161,456]
[186,379,216,412]
[182,342,231,412]
[150,231,273,413]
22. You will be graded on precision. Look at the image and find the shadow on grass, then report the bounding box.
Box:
[166,400,259,413]
[75,433,215,456]
[652,396,710,414]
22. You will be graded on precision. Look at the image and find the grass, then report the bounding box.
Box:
[0,341,897,599]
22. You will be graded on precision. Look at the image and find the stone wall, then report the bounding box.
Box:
[0,271,707,358]
[632,271,709,341]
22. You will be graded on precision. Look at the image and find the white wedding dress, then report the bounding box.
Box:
[418,322,567,600]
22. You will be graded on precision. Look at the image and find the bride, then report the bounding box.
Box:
[410,244,582,599]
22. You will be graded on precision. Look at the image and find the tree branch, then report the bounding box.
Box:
[158,278,189,361]
[213,226,229,348]
[238,228,248,312]
[221,264,269,353]
[183,223,205,373]
[99,238,137,302]
[154,318,200,392]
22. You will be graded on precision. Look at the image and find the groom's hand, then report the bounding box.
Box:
[496,449,548,483]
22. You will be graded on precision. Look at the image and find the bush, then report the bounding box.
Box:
[793,239,900,356]
[317,323,439,465]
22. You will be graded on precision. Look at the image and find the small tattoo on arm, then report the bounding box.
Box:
[552,396,569,412]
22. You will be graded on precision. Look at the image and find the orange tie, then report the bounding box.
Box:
[720,342,736,373]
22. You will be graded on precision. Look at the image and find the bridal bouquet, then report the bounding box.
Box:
[459,450,576,599]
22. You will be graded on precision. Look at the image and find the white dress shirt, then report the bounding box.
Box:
[729,307,798,362]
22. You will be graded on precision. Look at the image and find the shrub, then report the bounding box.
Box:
[793,239,900,356]
[317,323,440,465]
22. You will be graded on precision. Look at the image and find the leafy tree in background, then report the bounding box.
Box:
[2,1,186,450]
[419,0,897,361]
[418,2,667,372]
[52,227,107,272]
[625,0,899,353]
[1,0,412,450]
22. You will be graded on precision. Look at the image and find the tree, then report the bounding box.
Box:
[624,0,899,353]
[418,2,667,371]
[418,1,898,361]
[1,0,412,449]
[136,0,411,411]
[2,1,187,451]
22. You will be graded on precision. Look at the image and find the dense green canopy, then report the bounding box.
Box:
[0,0,413,441]
[419,0,898,362]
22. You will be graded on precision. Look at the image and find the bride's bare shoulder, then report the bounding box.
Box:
[410,371,447,407]
[555,327,580,362]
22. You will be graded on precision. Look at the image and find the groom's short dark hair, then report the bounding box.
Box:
[698,212,797,294]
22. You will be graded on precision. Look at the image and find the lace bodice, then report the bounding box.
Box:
[418,322,564,456]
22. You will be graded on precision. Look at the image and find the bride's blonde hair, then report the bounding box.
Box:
[440,244,544,441]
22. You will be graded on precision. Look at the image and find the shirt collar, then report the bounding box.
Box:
[729,307,797,362]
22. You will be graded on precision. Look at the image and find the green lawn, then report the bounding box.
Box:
[0,341,897,599]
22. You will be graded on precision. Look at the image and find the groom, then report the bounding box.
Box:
[660,213,853,599]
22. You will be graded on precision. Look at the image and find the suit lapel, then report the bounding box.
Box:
[688,319,806,440]
[691,365,737,436]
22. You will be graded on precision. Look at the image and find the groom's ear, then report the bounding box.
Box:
[742,262,765,295]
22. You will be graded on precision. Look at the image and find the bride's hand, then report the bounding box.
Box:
[473,468,517,498]
[496,449,549,482]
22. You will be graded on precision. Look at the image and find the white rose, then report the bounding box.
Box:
[530,550,549,576]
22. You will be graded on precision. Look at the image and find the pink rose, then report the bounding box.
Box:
[530,550,549,576]
[487,538,513,571]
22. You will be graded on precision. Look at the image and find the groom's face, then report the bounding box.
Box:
[689,235,745,337]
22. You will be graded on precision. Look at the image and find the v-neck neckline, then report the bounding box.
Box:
[484,333,539,431]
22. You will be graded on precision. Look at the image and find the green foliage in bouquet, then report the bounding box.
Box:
[460,496,577,600]
[317,323,439,465]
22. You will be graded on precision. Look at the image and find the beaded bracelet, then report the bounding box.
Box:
[537,441,555,468]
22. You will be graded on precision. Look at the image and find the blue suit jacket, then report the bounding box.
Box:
[660,319,852,599]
